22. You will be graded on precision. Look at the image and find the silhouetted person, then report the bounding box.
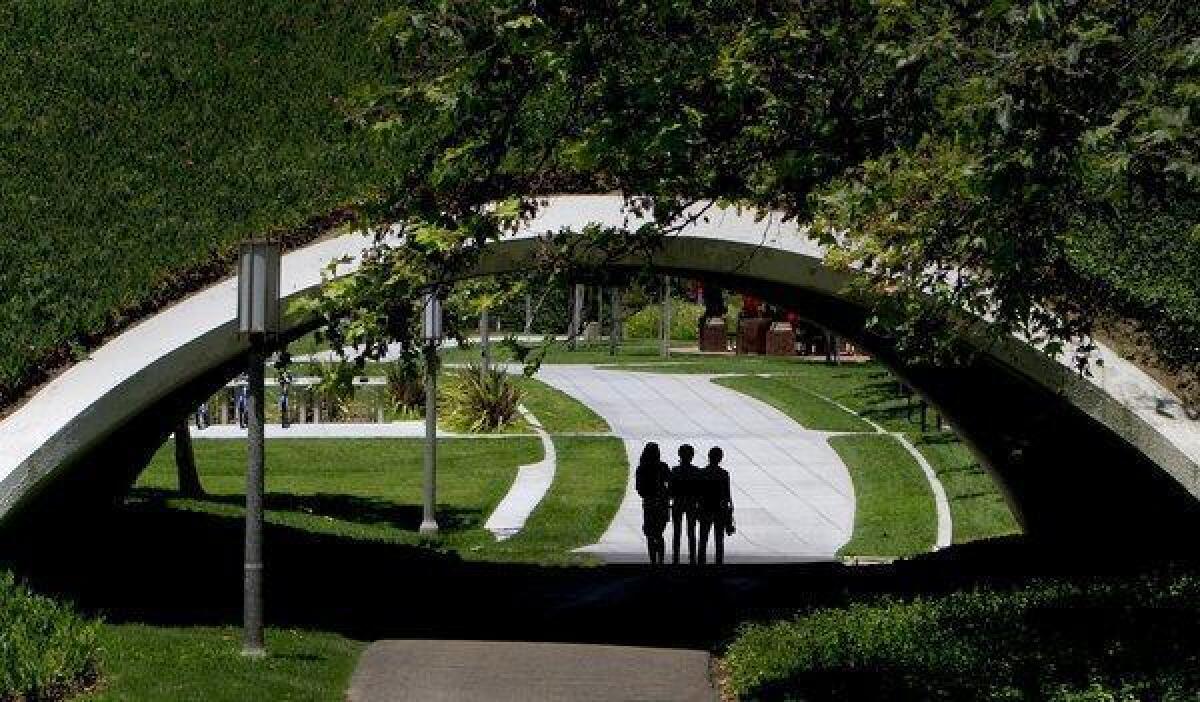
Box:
[195,402,209,430]
[635,442,671,564]
[236,384,248,428]
[669,444,701,564]
[697,446,734,565]
[279,370,293,428]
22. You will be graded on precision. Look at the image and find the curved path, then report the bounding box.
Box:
[484,405,559,540]
[535,366,855,563]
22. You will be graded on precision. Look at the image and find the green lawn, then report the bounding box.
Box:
[711,375,871,432]
[141,433,628,567]
[515,376,610,433]
[140,438,541,553]
[828,434,936,557]
[83,625,361,702]
[486,437,627,565]
[912,433,1021,544]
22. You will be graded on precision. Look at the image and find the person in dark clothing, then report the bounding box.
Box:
[635,442,671,564]
[696,446,734,565]
[236,384,248,429]
[669,444,701,564]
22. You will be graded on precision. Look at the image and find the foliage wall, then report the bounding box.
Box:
[0,0,395,406]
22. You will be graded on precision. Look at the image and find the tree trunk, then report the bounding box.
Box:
[174,419,204,497]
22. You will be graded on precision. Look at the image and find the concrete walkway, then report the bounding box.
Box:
[533,366,855,563]
[347,640,716,702]
[484,405,558,539]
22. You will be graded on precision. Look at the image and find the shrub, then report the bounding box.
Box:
[444,364,523,432]
[385,361,426,417]
[623,300,703,341]
[0,572,100,699]
[308,362,357,421]
[724,572,1200,701]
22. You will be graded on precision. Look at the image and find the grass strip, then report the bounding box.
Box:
[515,376,610,433]
[911,433,1021,543]
[712,375,871,432]
[828,434,936,557]
[484,436,627,565]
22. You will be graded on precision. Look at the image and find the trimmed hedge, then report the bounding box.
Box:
[0,0,394,406]
[725,572,1200,701]
[0,572,99,700]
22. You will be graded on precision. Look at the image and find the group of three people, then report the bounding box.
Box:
[636,443,735,565]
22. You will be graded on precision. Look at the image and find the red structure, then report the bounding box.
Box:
[765,320,795,356]
[699,318,728,352]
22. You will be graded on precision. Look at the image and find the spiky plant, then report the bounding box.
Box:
[444,364,522,432]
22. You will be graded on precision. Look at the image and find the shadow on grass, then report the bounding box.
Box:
[128,488,485,532]
[0,497,1193,651]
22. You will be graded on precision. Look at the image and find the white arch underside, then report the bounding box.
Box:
[1,194,1197,526]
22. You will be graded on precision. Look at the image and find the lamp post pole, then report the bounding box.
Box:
[236,240,280,658]
[480,307,491,376]
[660,275,671,358]
[419,292,442,536]
[243,338,266,657]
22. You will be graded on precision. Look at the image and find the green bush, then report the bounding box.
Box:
[444,364,523,432]
[308,362,357,421]
[0,0,394,407]
[384,361,426,417]
[623,300,703,341]
[724,573,1200,701]
[0,572,99,699]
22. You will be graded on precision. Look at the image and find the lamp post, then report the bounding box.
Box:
[420,291,443,536]
[236,240,280,658]
[660,275,671,358]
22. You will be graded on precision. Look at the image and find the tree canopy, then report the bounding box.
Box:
[308,0,1199,408]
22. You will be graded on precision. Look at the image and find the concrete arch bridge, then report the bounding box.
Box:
[1,195,1197,551]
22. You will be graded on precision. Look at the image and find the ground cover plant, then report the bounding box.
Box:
[724,571,1200,701]
[0,0,394,407]
[0,572,99,700]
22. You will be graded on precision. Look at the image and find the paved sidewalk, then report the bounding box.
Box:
[534,366,855,563]
[484,406,557,539]
[347,640,717,702]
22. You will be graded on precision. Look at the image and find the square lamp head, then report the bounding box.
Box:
[421,291,443,345]
[237,240,281,338]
